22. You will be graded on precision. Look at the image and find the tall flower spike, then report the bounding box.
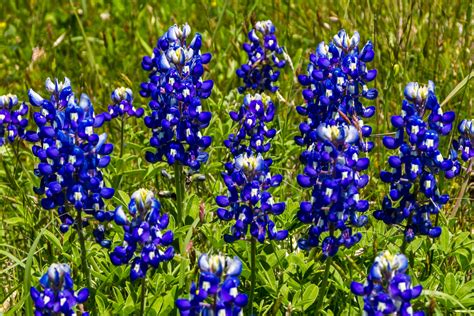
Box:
[375,81,456,242]
[0,94,35,145]
[236,20,286,93]
[216,20,287,243]
[141,23,213,171]
[30,263,90,315]
[295,30,377,256]
[176,254,248,315]
[350,251,424,316]
[110,189,174,281]
[27,77,115,247]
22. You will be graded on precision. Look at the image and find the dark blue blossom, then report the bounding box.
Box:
[375,81,456,242]
[224,93,277,156]
[140,23,213,171]
[216,152,288,243]
[453,119,473,162]
[0,94,34,145]
[295,30,376,256]
[110,188,174,281]
[28,77,115,247]
[108,87,144,119]
[351,251,424,316]
[176,254,248,315]
[236,20,286,93]
[30,263,90,316]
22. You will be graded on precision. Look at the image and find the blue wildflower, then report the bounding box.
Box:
[110,188,174,281]
[140,23,213,171]
[375,81,456,242]
[295,30,376,256]
[0,94,34,145]
[236,20,286,93]
[453,119,473,162]
[351,251,424,316]
[28,77,115,247]
[108,87,144,119]
[30,263,90,315]
[176,254,248,315]
[216,151,288,243]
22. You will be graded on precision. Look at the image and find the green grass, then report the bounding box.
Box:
[0,0,473,315]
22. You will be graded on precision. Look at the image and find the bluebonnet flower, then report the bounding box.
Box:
[110,189,174,281]
[30,263,90,316]
[295,30,376,256]
[0,94,34,145]
[176,254,248,315]
[351,251,424,316]
[28,78,115,247]
[140,23,213,171]
[224,93,277,156]
[236,20,286,93]
[216,21,287,243]
[216,152,288,243]
[108,87,144,119]
[453,119,473,162]
[375,81,456,242]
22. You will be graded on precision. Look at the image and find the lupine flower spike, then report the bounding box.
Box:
[110,188,174,281]
[351,251,424,315]
[30,263,90,315]
[176,254,248,315]
[28,78,115,247]
[375,81,456,242]
[216,20,288,243]
[0,94,34,145]
[141,23,213,171]
[295,30,377,256]
[236,20,286,93]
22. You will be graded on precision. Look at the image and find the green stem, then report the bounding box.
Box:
[174,162,185,226]
[120,117,125,158]
[139,277,147,315]
[314,257,332,314]
[249,237,257,315]
[76,208,93,311]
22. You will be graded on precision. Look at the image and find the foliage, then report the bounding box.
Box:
[0,0,472,315]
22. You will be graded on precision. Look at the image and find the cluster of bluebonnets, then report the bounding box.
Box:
[140,23,213,171]
[351,251,424,315]
[375,81,457,242]
[5,20,467,315]
[176,254,248,315]
[295,30,377,256]
[216,20,288,243]
[30,263,90,315]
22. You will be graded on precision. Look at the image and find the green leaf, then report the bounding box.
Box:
[295,284,319,310]
[444,272,456,295]
[24,226,48,316]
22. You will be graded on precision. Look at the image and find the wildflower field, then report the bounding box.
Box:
[0,0,473,315]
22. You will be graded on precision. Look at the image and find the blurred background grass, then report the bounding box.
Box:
[0,0,473,314]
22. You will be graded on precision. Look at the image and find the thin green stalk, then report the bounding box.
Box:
[314,256,332,314]
[139,277,147,315]
[174,162,185,226]
[249,237,257,315]
[120,117,125,158]
[76,208,94,312]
